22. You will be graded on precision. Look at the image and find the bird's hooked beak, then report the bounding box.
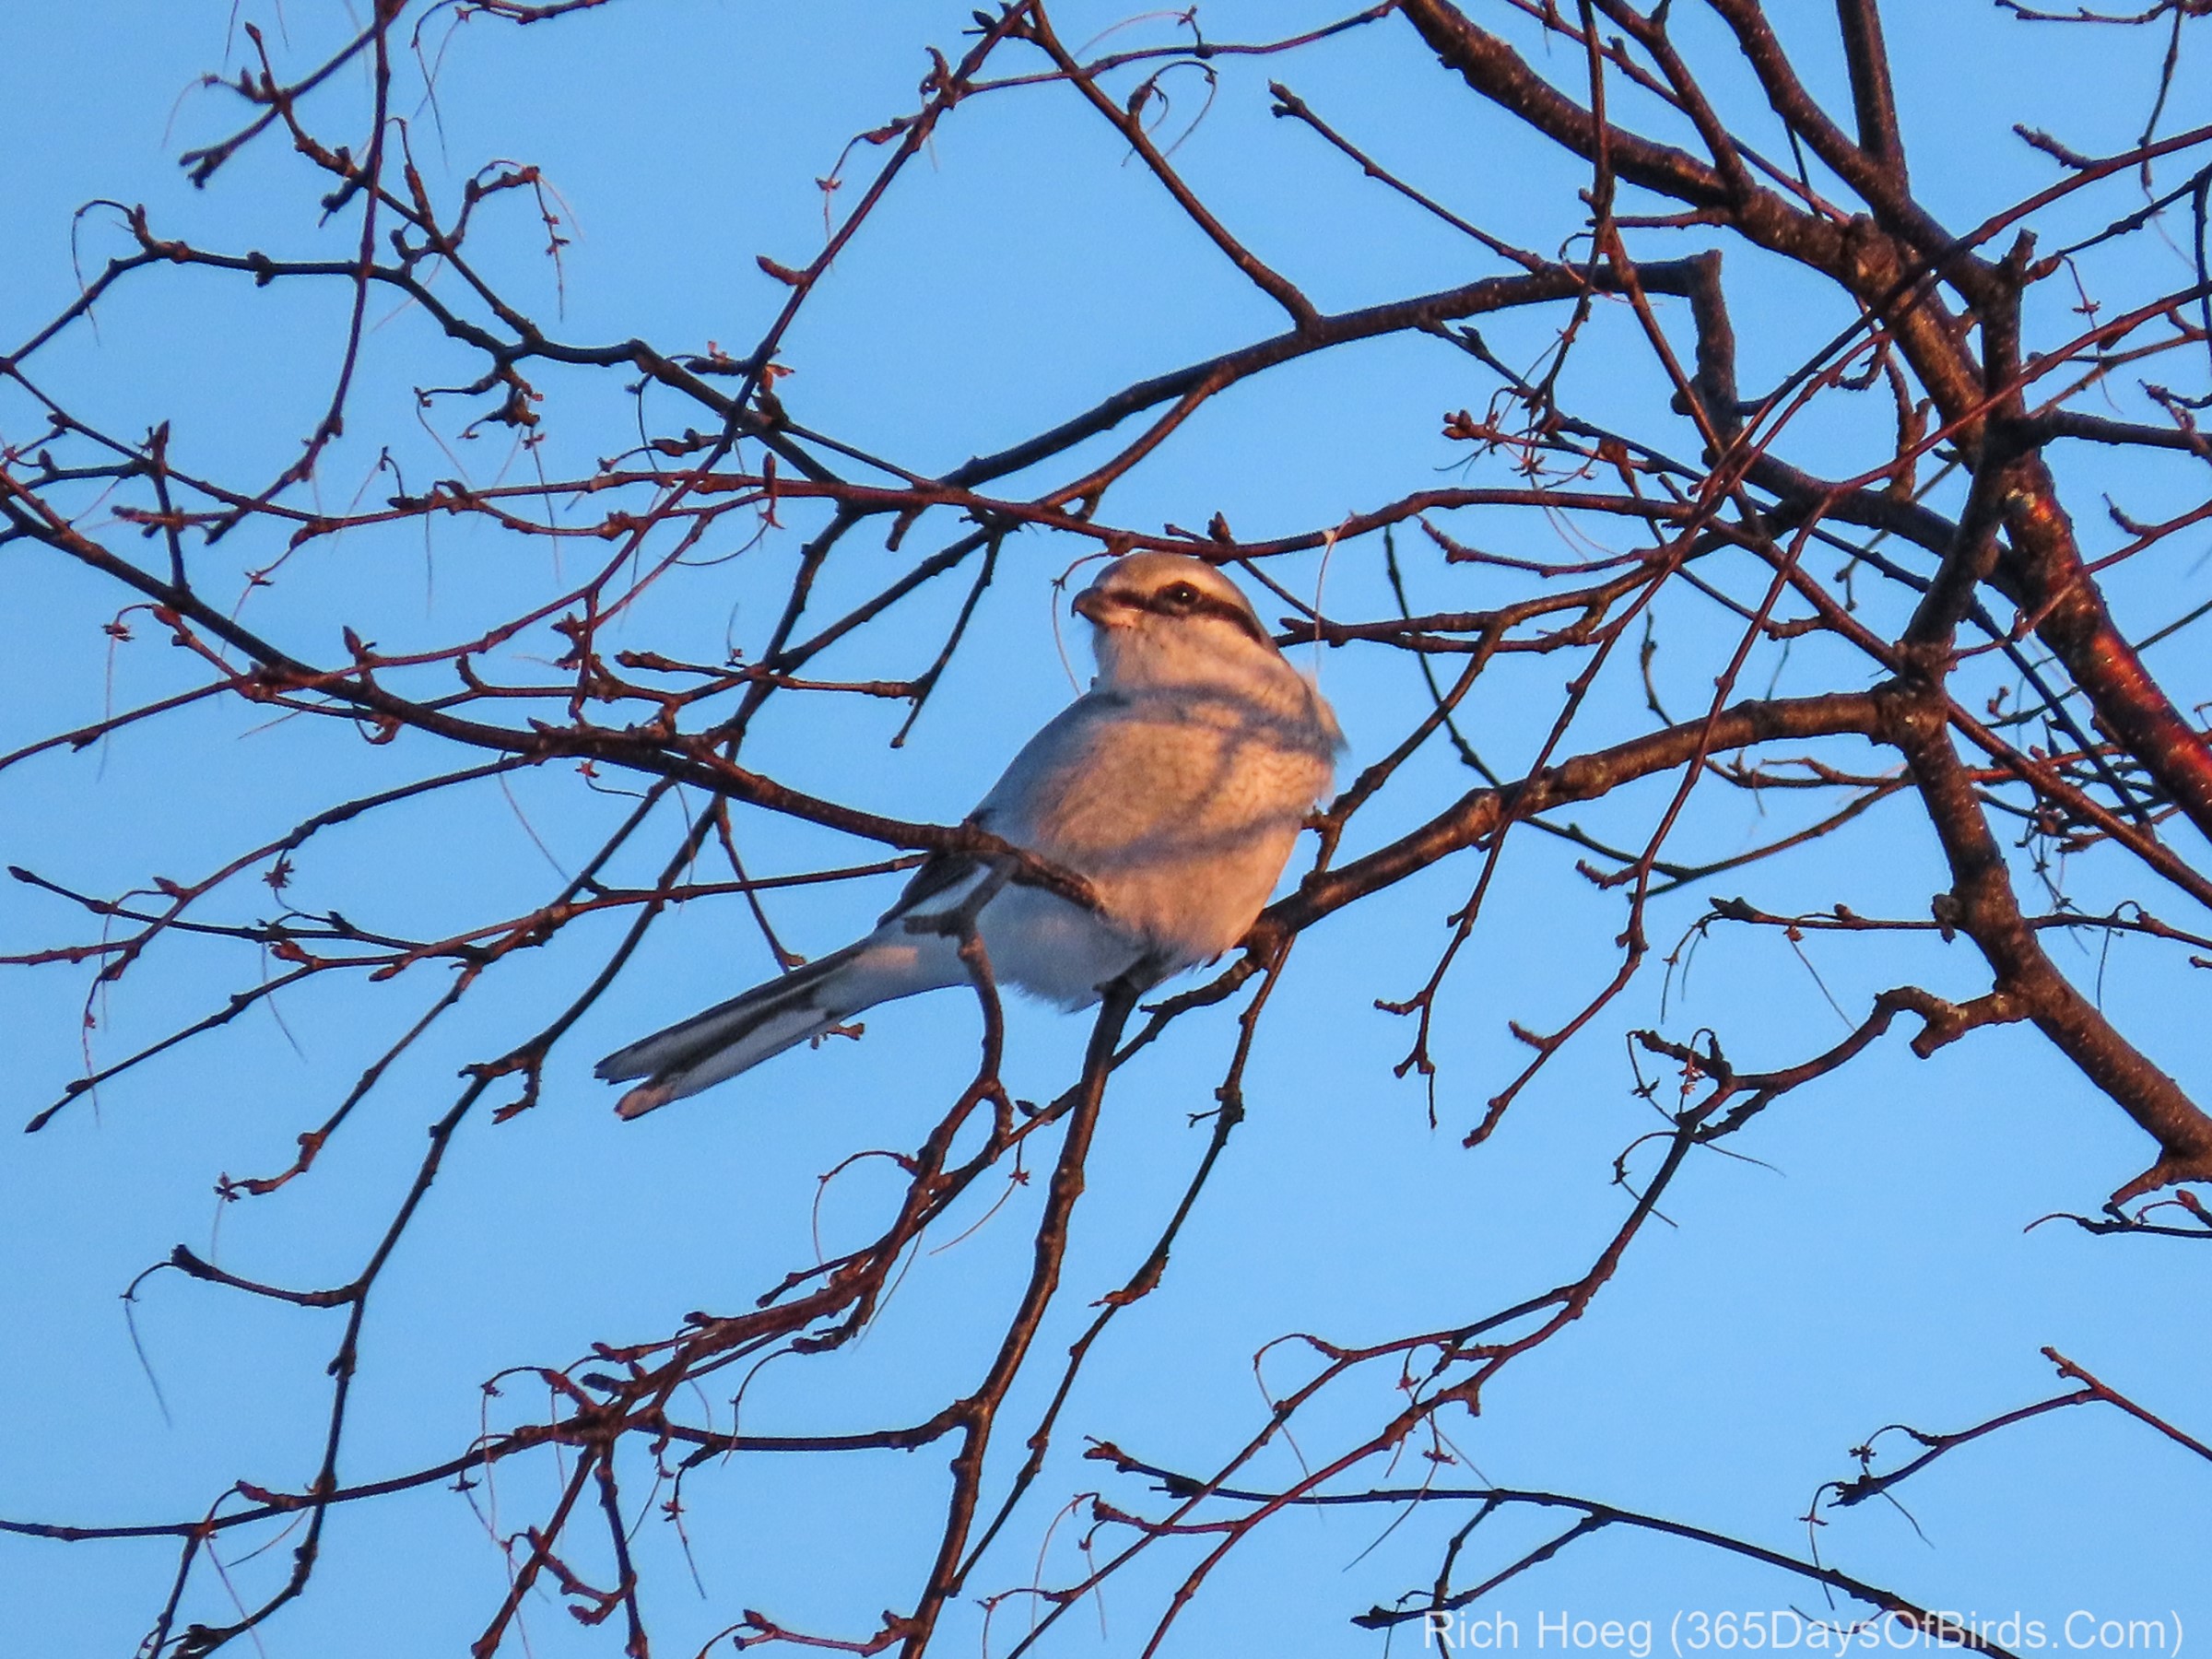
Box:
[1071,584,1131,629]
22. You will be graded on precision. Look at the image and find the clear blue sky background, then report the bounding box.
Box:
[3,4,2207,1656]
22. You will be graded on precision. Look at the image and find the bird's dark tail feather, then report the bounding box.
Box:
[594,943,865,1119]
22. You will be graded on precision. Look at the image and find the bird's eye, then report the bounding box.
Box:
[1159,582,1199,609]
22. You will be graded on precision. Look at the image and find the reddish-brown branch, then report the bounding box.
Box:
[1880,680,2212,1198]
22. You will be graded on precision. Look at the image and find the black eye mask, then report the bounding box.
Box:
[1134,584,1275,648]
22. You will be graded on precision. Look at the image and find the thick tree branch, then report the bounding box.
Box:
[1881,680,2212,1199]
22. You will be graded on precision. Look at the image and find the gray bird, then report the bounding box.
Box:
[596,551,1344,1117]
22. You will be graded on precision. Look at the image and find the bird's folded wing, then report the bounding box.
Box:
[875,847,994,927]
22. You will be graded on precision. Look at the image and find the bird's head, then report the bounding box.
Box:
[1071,552,1287,692]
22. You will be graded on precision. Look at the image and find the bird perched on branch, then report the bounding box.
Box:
[597,552,1343,1118]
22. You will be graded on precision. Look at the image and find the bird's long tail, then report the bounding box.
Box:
[594,933,956,1118]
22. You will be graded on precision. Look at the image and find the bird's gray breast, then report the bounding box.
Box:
[977,684,1335,963]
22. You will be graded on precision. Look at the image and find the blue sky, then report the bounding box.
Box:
[3,4,2208,1656]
